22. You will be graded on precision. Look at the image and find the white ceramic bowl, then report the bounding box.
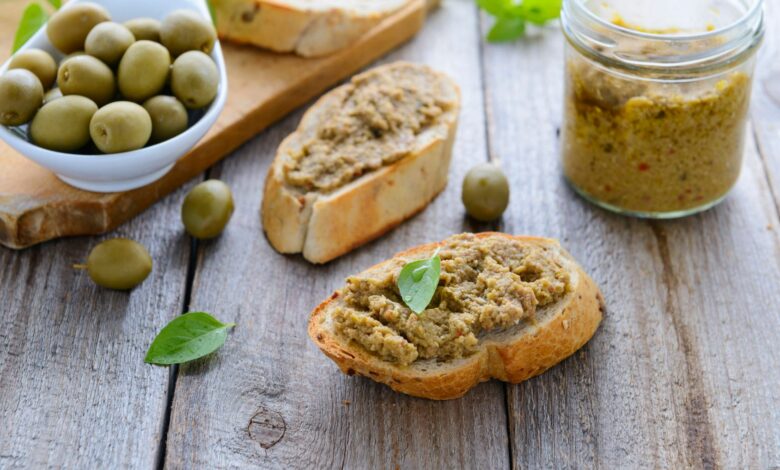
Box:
[0,0,228,192]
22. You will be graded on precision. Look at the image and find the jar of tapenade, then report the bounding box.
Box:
[560,0,764,218]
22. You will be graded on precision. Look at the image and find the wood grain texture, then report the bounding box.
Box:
[0,179,198,468]
[163,2,510,468]
[0,0,426,249]
[479,12,780,470]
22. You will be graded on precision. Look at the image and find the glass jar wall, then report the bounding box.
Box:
[560,0,764,218]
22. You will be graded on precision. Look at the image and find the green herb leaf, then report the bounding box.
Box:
[487,17,526,42]
[519,0,562,25]
[46,0,61,9]
[12,3,48,53]
[206,0,217,26]
[477,0,561,41]
[144,312,235,365]
[397,248,441,314]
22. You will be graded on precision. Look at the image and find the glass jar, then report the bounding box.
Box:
[560,0,764,218]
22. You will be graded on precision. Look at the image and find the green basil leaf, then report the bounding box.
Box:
[145,312,235,365]
[487,17,526,42]
[476,0,509,16]
[397,248,441,314]
[206,0,217,26]
[520,0,562,25]
[12,3,48,53]
[46,0,61,9]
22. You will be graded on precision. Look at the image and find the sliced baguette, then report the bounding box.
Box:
[262,62,460,264]
[212,0,414,57]
[308,232,604,400]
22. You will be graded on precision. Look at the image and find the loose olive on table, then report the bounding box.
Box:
[462,163,510,222]
[86,238,153,290]
[8,48,57,90]
[181,180,235,239]
[31,95,98,152]
[0,69,43,126]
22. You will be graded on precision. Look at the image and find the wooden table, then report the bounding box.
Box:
[2,1,779,468]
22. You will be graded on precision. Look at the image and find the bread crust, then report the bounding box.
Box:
[307,233,604,400]
[213,0,414,57]
[261,62,460,264]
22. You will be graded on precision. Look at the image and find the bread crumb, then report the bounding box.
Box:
[342,400,351,406]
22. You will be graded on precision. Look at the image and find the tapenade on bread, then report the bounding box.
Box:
[308,233,604,400]
[262,62,460,263]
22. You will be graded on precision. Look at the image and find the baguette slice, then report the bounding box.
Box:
[212,0,413,57]
[262,62,460,264]
[308,233,604,400]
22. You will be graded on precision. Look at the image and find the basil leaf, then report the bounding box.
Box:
[206,0,217,26]
[46,0,61,9]
[397,248,441,314]
[520,0,562,25]
[145,312,235,365]
[476,0,509,16]
[487,17,526,42]
[12,3,48,53]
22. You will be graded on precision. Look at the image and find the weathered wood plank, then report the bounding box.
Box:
[0,181,198,468]
[164,2,510,468]
[480,13,780,469]
[751,0,780,211]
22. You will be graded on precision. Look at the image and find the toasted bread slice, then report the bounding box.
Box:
[262,62,460,264]
[212,0,414,57]
[308,233,604,400]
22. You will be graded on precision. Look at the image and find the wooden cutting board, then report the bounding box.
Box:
[0,0,428,249]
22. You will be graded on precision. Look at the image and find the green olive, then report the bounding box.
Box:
[43,87,62,103]
[86,238,152,290]
[30,95,97,152]
[171,51,218,109]
[181,179,235,239]
[124,18,161,42]
[60,51,86,65]
[84,22,135,66]
[46,2,111,54]
[461,163,510,222]
[143,95,188,142]
[118,40,171,102]
[90,101,152,153]
[57,55,116,106]
[160,9,216,57]
[0,69,43,126]
[8,48,57,90]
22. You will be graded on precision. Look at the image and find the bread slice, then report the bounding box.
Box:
[212,0,413,57]
[308,233,604,400]
[262,62,460,264]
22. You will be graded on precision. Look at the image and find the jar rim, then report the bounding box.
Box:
[561,0,765,75]
[564,0,764,41]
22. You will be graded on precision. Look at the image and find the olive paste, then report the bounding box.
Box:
[562,57,752,214]
[332,234,572,366]
[283,65,453,192]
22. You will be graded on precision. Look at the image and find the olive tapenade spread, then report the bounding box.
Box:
[283,65,453,192]
[562,54,752,214]
[331,234,572,366]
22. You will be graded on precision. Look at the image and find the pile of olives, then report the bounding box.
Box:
[0,3,219,154]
